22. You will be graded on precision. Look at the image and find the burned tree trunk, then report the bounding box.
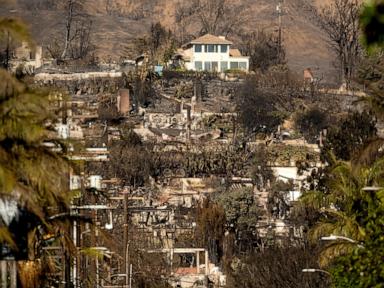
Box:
[61,0,75,59]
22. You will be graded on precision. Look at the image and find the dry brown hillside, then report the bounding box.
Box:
[0,0,338,82]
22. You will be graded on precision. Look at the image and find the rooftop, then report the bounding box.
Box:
[189,34,233,45]
[229,48,242,57]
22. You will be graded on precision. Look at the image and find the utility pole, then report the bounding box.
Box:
[276,0,283,63]
[90,192,97,288]
[123,189,129,287]
[129,264,132,288]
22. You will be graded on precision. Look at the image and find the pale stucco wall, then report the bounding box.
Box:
[184,45,249,72]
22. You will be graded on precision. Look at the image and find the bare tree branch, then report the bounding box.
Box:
[312,0,362,87]
[175,0,246,38]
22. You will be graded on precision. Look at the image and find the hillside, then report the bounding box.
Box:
[1,0,337,82]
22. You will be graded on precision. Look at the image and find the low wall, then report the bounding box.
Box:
[33,72,128,95]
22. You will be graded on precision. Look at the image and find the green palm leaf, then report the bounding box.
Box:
[298,155,384,267]
[0,17,31,43]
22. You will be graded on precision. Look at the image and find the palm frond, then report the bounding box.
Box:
[367,157,384,186]
[0,226,16,249]
[0,17,31,44]
[79,247,105,260]
[17,260,42,288]
[352,137,384,167]
[0,68,73,260]
[298,156,384,267]
[299,190,328,209]
[309,222,336,243]
[319,242,358,268]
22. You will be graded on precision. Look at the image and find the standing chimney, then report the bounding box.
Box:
[118,89,130,114]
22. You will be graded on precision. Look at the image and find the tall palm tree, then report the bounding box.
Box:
[354,6,384,164]
[0,68,75,283]
[0,17,74,287]
[299,156,384,266]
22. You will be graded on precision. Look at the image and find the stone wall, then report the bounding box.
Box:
[34,72,129,95]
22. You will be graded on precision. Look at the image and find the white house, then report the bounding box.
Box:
[177,34,249,72]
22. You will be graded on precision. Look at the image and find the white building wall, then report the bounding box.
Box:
[184,44,249,72]
[185,60,194,71]
[70,175,81,190]
[192,45,230,70]
[228,56,250,71]
[55,123,70,139]
[88,175,102,189]
[55,122,84,139]
[272,167,300,183]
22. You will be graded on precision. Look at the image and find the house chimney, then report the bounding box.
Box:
[218,36,225,40]
[117,89,130,114]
